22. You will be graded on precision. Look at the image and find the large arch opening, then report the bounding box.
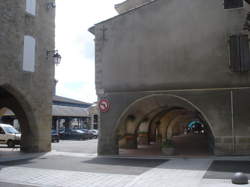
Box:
[0,86,39,153]
[116,94,214,157]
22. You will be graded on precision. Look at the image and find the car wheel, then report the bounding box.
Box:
[56,139,59,143]
[7,140,15,148]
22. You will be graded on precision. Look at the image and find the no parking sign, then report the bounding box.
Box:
[98,99,110,113]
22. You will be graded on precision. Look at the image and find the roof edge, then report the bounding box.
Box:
[88,0,159,35]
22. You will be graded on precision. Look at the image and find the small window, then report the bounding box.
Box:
[229,35,250,72]
[224,0,243,9]
[26,0,36,16]
[23,35,36,72]
[0,127,5,134]
[94,115,98,123]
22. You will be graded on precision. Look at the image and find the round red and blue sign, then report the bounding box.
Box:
[98,99,110,113]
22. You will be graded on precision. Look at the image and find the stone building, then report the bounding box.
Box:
[90,0,250,156]
[87,103,99,130]
[52,95,91,131]
[0,0,56,152]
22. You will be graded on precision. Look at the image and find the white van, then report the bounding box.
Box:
[0,123,21,148]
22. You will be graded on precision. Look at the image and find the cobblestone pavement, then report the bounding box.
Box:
[0,140,249,187]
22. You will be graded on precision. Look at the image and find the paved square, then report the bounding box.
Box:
[0,140,249,187]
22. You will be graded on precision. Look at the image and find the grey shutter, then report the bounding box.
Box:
[229,35,250,72]
[239,35,250,71]
[224,0,243,9]
[229,35,241,72]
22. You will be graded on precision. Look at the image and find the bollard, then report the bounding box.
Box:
[232,172,249,185]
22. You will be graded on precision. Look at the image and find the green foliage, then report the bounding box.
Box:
[161,139,174,148]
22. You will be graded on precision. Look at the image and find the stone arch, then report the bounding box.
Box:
[159,109,187,141]
[166,113,198,139]
[115,94,214,136]
[0,85,40,152]
[115,94,215,154]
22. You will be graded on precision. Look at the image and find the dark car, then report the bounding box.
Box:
[51,129,60,143]
[89,129,98,139]
[79,129,95,139]
[59,129,88,140]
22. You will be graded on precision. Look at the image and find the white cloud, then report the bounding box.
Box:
[55,0,122,103]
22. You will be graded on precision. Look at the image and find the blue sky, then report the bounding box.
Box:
[55,0,124,103]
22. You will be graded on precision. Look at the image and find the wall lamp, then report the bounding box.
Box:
[46,50,62,65]
[47,2,56,9]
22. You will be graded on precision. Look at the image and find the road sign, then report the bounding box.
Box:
[99,99,110,113]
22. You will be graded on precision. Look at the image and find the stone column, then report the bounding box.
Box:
[213,136,234,155]
[138,133,149,145]
[98,134,119,155]
[124,134,138,149]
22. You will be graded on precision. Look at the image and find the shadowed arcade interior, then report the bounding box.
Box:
[0,87,39,152]
[116,95,214,157]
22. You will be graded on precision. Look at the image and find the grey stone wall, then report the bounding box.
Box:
[98,89,250,155]
[94,0,250,93]
[0,0,56,152]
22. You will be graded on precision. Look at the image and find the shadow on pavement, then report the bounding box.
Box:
[204,160,250,179]
[83,157,167,168]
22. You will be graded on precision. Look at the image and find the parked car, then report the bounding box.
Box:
[89,129,98,138]
[0,123,21,148]
[59,129,88,140]
[51,129,60,143]
[78,129,95,139]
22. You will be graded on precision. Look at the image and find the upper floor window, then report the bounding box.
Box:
[23,35,36,72]
[26,0,36,16]
[229,35,250,72]
[224,0,243,9]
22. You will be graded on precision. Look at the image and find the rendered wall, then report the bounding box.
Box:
[94,0,250,93]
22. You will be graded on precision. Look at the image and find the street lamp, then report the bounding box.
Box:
[46,50,62,65]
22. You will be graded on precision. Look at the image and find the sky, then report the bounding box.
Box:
[55,0,124,103]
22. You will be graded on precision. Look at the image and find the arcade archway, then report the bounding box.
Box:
[0,86,40,152]
[115,94,215,157]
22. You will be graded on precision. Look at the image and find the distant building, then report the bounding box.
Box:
[88,103,99,130]
[1,95,94,131]
[52,95,91,131]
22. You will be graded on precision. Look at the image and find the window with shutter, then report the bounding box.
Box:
[23,36,36,72]
[26,0,36,16]
[224,0,243,9]
[229,35,250,72]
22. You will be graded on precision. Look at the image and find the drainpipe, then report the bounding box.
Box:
[230,90,235,153]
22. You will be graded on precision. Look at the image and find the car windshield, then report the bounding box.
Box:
[3,126,20,134]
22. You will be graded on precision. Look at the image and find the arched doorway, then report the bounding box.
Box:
[115,94,215,157]
[0,86,41,152]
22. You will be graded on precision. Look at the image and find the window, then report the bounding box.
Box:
[0,127,5,134]
[23,35,36,72]
[94,115,98,123]
[26,0,36,16]
[229,35,250,72]
[224,0,243,9]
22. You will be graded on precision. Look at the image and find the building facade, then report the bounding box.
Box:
[91,0,250,156]
[0,0,56,152]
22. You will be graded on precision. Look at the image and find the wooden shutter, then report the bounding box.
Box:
[229,35,250,72]
[224,0,243,9]
[240,35,250,71]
